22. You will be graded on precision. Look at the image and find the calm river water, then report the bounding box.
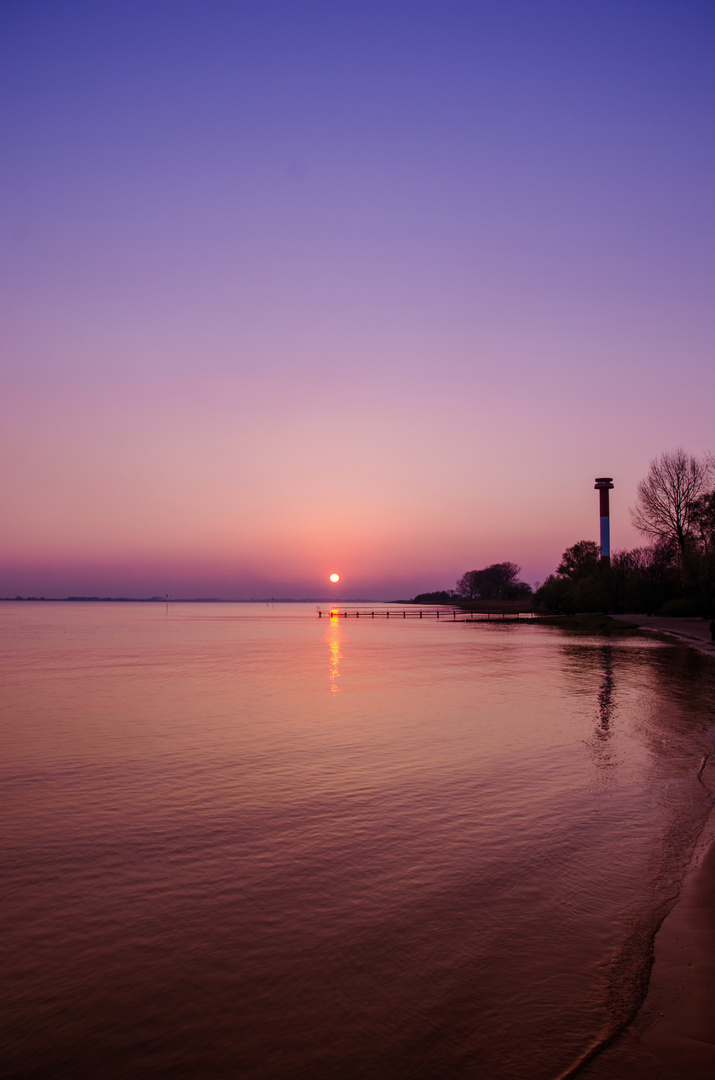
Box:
[2,602,714,1079]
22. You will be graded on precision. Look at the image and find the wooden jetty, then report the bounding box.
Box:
[318,608,459,619]
[317,608,534,620]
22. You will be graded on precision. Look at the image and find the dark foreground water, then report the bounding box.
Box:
[2,602,714,1079]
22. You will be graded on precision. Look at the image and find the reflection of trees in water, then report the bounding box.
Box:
[559,635,715,775]
[643,643,715,760]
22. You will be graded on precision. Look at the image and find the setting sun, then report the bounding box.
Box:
[329,573,340,583]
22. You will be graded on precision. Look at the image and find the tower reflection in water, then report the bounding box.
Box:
[597,645,615,734]
[591,644,617,771]
[326,609,343,694]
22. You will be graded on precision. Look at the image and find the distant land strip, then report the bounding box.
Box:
[1,596,380,604]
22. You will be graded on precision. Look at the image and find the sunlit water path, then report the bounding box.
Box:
[2,602,714,1079]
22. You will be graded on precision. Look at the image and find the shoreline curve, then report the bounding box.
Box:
[570,616,715,1079]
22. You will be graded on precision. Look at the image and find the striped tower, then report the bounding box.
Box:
[594,477,614,562]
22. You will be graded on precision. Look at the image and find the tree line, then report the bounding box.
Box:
[413,562,532,604]
[535,449,715,616]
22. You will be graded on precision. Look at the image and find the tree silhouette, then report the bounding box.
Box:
[456,562,523,600]
[631,448,714,554]
[557,541,600,580]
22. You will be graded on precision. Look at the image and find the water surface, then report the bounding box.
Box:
[2,602,714,1078]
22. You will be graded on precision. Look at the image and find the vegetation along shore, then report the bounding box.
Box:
[413,449,715,623]
[410,448,715,1078]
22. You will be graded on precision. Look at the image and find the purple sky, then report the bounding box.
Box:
[2,1,713,598]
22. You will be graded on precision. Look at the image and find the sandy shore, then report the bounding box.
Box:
[634,794,715,1078]
[611,613,715,654]
[578,616,715,1079]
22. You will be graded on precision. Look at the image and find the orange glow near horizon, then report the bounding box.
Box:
[2,4,713,605]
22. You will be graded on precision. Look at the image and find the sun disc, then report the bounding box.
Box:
[329,573,340,583]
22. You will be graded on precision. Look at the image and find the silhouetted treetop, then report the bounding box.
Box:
[631,448,714,554]
[456,562,529,600]
[557,541,600,581]
[412,590,455,604]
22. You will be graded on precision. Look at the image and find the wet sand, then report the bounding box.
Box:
[634,798,715,1078]
[580,616,715,1079]
[579,800,715,1079]
[611,614,715,655]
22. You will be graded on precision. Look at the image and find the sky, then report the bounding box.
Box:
[1,0,713,599]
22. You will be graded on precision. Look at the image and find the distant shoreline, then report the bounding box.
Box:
[0,596,381,604]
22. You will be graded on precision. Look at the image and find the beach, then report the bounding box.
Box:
[612,615,715,655]
[580,617,715,1079]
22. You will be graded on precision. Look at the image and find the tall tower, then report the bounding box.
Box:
[594,477,614,562]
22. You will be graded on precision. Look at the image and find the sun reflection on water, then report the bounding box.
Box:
[326,609,342,693]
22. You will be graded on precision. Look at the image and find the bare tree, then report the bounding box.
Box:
[692,491,715,561]
[631,448,714,554]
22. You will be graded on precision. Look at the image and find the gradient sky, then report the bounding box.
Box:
[2,0,713,598]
